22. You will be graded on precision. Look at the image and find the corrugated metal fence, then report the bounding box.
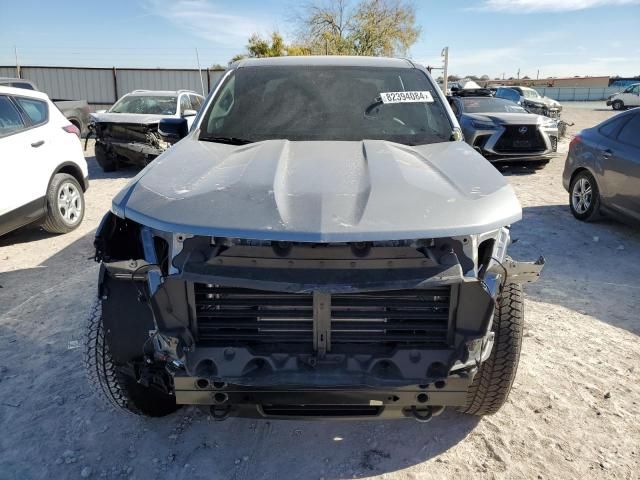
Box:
[1,66,225,110]
[2,65,622,104]
[532,86,621,101]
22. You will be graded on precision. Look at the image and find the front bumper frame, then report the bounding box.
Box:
[464,123,559,163]
[94,215,543,418]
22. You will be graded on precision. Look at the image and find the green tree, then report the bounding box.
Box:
[231,32,310,63]
[350,0,420,56]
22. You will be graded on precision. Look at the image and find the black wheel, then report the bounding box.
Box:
[612,100,624,111]
[569,170,601,221]
[83,300,179,417]
[42,173,84,233]
[95,142,118,172]
[459,283,524,416]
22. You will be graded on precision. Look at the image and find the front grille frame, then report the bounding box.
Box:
[494,125,546,153]
[191,283,455,352]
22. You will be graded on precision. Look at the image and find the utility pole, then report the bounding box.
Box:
[537,69,540,80]
[195,48,205,96]
[14,45,21,78]
[441,46,449,93]
[517,68,520,80]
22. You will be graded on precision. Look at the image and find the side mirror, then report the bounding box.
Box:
[159,118,188,142]
[182,109,197,117]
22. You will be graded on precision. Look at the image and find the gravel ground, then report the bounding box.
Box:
[0,103,638,480]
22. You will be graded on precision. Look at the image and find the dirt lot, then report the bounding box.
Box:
[1,104,638,480]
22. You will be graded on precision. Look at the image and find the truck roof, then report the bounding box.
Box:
[126,90,199,97]
[235,56,416,69]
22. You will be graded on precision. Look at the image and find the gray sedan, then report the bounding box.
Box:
[563,108,640,223]
[449,95,559,165]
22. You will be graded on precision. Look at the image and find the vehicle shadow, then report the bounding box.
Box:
[510,204,640,335]
[497,163,546,176]
[161,410,482,479]
[0,224,58,247]
[0,232,97,316]
[85,152,140,181]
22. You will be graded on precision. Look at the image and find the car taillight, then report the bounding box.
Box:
[569,135,581,150]
[63,124,80,137]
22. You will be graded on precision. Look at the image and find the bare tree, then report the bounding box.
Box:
[294,0,420,56]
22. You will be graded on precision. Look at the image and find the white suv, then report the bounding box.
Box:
[607,83,640,110]
[0,86,89,236]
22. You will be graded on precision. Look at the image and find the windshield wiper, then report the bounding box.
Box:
[199,136,253,145]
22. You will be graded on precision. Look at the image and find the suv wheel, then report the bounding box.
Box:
[569,170,601,221]
[459,283,523,416]
[612,100,624,110]
[83,300,180,417]
[42,173,85,233]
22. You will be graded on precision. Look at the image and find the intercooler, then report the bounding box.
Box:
[193,284,452,350]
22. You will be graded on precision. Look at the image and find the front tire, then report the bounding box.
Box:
[459,283,524,416]
[95,142,118,172]
[569,170,601,221]
[42,173,84,233]
[612,100,624,111]
[83,300,179,417]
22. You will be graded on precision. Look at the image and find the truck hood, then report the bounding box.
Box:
[91,112,168,125]
[113,138,522,241]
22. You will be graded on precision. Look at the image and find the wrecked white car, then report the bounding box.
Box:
[90,90,203,171]
[84,57,543,422]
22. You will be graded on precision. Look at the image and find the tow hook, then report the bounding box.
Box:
[410,406,433,423]
[210,405,231,421]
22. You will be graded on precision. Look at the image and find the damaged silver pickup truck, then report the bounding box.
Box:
[84,56,543,422]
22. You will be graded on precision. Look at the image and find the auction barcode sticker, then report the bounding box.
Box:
[380,91,434,104]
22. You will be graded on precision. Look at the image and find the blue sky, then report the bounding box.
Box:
[1,0,639,78]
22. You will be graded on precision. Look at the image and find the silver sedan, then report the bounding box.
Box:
[449,95,559,166]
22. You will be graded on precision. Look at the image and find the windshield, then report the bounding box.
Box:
[461,97,526,114]
[199,66,453,146]
[109,95,177,115]
[521,89,540,99]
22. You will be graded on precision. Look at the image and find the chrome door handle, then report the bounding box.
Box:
[31,140,45,148]
[602,149,612,159]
